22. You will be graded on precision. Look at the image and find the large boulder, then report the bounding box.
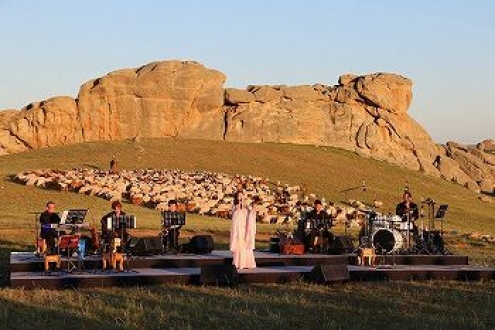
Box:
[0,61,226,155]
[354,73,413,113]
[10,97,81,150]
[477,139,495,152]
[76,60,226,142]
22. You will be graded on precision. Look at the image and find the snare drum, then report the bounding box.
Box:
[371,216,391,230]
[389,215,403,222]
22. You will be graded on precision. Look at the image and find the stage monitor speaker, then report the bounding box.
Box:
[190,235,215,254]
[328,235,355,255]
[309,264,350,284]
[129,237,162,256]
[200,264,238,286]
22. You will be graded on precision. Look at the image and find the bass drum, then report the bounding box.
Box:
[372,229,405,253]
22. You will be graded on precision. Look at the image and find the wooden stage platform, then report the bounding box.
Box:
[9,251,494,289]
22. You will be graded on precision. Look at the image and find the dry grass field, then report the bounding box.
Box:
[0,138,494,329]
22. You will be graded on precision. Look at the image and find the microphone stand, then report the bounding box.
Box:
[339,182,366,237]
[405,206,411,255]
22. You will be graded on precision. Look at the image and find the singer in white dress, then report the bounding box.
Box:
[229,191,257,269]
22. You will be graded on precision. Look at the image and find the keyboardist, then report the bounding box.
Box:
[39,201,61,254]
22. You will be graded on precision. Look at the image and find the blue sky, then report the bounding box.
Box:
[0,1,493,143]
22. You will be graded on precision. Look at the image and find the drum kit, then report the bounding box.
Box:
[360,213,411,254]
[360,206,448,255]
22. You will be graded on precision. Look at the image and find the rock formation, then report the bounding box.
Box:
[0,60,493,195]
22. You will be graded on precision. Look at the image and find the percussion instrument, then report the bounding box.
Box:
[389,215,403,222]
[395,221,413,231]
[371,228,406,253]
[370,219,391,230]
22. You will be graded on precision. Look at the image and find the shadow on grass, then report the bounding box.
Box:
[0,296,108,330]
[5,174,17,182]
[81,282,495,330]
[0,239,31,287]
[83,163,101,170]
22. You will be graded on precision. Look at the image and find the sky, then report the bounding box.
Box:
[0,1,493,144]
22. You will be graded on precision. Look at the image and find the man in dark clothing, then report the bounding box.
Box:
[396,191,419,221]
[396,191,420,240]
[162,200,185,252]
[39,201,61,254]
[305,200,333,253]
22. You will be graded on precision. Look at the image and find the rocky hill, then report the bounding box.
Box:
[0,60,493,195]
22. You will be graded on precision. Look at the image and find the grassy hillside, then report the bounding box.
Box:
[1,138,494,235]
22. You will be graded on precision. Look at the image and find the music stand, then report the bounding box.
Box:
[114,215,136,252]
[62,209,87,224]
[162,211,186,253]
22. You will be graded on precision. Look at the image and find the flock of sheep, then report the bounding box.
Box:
[14,168,371,226]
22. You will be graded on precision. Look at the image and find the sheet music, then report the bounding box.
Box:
[60,210,69,224]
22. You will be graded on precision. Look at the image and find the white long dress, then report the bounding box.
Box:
[229,206,257,269]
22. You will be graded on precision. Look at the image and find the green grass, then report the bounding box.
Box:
[0,282,494,330]
[0,138,494,329]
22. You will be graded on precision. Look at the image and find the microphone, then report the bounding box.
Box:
[362,180,366,192]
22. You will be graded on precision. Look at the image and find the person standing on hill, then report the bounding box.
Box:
[229,191,257,269]
[110,156,118,173]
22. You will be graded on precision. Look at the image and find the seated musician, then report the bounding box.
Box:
[39,201,61,254]
[305,200,334,253]
[395,190,419,236]
[100,201,129,252]
[162,199,184,252]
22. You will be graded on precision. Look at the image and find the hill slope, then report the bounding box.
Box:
[0,138,494,236]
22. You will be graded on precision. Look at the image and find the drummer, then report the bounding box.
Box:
[100,201,130,251]
[395,191,419,236]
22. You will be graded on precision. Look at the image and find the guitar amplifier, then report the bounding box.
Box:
[280,243,305,255]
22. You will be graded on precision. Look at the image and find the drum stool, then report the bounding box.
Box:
[358,247,376,266]
[102,252,125,271]
[44,254,61,272]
